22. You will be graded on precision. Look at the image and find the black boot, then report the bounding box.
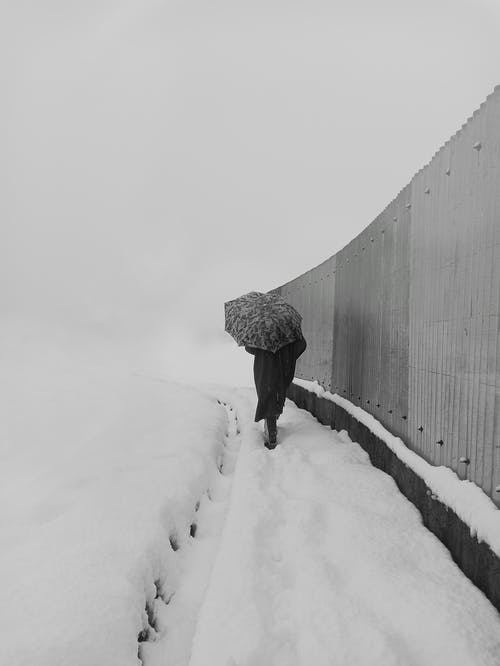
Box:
[265,415,277,449]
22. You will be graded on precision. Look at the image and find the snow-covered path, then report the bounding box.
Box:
[3,364,500,666]
[185,389,500,666]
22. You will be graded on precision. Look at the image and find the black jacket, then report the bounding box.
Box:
[246,337,307,422]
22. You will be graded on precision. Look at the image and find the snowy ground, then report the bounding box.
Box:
[2,352,500,665]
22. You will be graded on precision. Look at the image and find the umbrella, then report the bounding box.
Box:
[224,291,303,353]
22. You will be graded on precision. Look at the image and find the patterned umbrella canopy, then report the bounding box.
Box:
[224,291,303,353]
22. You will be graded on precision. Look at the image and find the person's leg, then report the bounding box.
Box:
[275,342,298,417]
[252,350,281,448]
[253,350,280,423]
[265,413,277,446]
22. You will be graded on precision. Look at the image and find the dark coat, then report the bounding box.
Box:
[246,337,307,422]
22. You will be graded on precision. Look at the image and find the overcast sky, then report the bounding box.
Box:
[3,0,500,383]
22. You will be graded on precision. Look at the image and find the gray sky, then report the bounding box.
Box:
[3,0,500,382]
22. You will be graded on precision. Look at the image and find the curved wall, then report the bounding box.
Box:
[276,86,500,503]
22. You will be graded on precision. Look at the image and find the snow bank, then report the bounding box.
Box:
[293,378,500,557]
[0,336,226,666]
[189,392,500,666]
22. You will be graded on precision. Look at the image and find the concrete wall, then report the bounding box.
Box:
[276,86,500,503]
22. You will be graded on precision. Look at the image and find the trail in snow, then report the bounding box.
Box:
[140,399,242,666]
[186,389,500,666]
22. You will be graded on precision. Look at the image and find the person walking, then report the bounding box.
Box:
[245,336,306,448]
[224,290,306,448]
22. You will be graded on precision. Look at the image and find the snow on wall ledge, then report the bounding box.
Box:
[293,378,500,560]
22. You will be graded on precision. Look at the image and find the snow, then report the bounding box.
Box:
[2,338,500,666]
[293,378,500,558]
[0,334,228,666]
[188,393,500,666]
[140,399,243,666]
